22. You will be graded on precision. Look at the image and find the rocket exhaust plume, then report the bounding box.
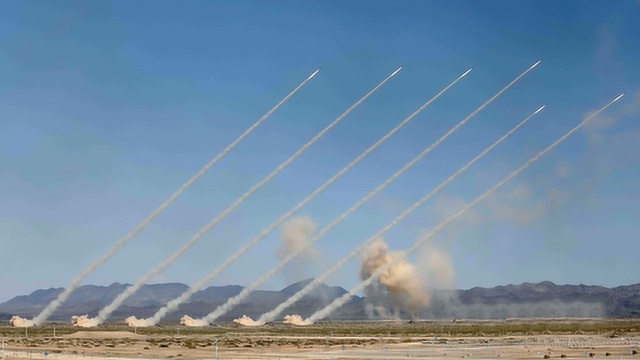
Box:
[30,68,320,326]
[9,316,34,328]
[305,93,625,324]
[137,65,470,327]
[257,86,546,326]
[185,61,539,326]
[86,66,402,327]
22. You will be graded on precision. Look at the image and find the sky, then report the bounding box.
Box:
[1,0,639,304]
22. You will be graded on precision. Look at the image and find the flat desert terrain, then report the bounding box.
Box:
[2,319,639,359]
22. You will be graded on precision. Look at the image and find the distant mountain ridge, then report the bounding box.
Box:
[0,279,357,322]
[1,280,638,323]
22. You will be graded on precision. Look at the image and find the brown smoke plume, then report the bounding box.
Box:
[278,216,318,281]
[10,316,34,327]
[278,215,318,259]
[418,244,456,288]
[233,315,259,326]
[360,239,429,316]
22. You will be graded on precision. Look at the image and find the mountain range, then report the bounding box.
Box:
[1,280,638,323]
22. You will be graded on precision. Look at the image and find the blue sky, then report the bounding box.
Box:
[1,1,639,303]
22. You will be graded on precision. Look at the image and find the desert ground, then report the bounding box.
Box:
[1,319,639,360]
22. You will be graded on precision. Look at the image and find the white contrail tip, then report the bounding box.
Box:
[530,59,543,70]
[613,93,625,102]
[534,104,547,114]
[307,68,322,80]
[390,66,404,77]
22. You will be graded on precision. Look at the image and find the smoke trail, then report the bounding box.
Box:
[143,67,471,326]
[81,66,402,326]
[258,103,546,324]
[30,68,321,326]
[187,61,540,326]
[306,93,625,324]
[258,105,546,323]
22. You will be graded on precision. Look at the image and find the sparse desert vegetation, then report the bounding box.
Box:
[1,319,639,359]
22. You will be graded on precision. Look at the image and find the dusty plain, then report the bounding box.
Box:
[1,319,639,359]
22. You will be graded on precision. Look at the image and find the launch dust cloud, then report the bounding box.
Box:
[283,314,309,326]
[233,315,260,326]
[359,239,456,319]
[71,315,100,327]
[361,238,429,316]
[9,316,34,327]
[180,315,208,327]
[418,243,456,289]
[125,316,153,327]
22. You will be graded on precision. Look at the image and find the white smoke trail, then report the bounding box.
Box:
[144,67,471,326]
[306,93,625,324]
[258,103,546,324]
[30,68,321,326]
[188,61,540,326]
[84,66,403,326]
